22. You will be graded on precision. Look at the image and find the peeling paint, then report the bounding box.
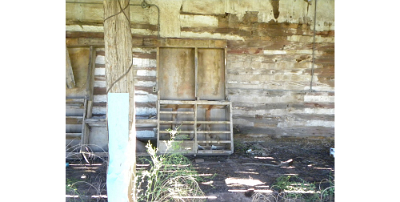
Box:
[278,120,334,128]
[95,55,105,64]
[66,0,334,138]
[287,35,334,43]
[137,70,156,76]
[180,31,244,41]
[135,94,157,102]
[304,94,334,102]
[180,14,219,27]
[94,68,105,76]
[136,107,157,116]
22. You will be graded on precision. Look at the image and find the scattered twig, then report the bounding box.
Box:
[242,159,293,167]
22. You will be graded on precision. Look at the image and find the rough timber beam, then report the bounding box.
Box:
[66,47,75,88]
[103,0,136,201]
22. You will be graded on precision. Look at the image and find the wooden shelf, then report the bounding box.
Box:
[159,121,195,124]
[159,131,195,134]
[197,140,231,144]
[197,150,232,154]
[159,111,194,114]
[197,121,230,124]
[197,131,231,133]
[157,100,233,155]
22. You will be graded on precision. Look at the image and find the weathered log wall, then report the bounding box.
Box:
[66,0,334,139]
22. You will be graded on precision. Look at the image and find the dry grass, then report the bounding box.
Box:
[66,142,108,202]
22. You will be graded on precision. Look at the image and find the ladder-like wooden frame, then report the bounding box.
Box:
[157,100,233,155]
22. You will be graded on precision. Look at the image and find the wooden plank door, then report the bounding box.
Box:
[159,48,195,100]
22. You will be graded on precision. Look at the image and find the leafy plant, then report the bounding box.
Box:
[134,127,205,202]
[234,140,250,154]
[271,175,319,201]
[318,172,335,201]
[264,174,335,202]
[66,178,83,202]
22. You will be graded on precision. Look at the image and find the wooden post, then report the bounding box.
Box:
[66,47,75,88]
[86,46,96,119]
[103,0,136,201]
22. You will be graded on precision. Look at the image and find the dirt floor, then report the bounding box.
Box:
[66,137,334,202]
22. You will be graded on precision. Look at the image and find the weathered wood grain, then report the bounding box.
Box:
[66,1,334,139]
[103,1,136,201]
[66,48,76,88]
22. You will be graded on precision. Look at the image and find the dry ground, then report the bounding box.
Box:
[66,136,334,202]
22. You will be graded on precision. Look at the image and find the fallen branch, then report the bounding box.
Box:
[242,159,293,167]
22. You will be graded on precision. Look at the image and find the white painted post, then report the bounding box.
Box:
[107,93,129,202]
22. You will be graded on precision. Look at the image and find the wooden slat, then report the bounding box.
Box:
[85,118,107,127]
[66,116,83,119]
[159,121,195,124]
[66,38,227,48]
[159,111,194,114]
[196,121,230,124]
[159,100,230,105]
[197,141,231,144]
[66,47,76,88]
[159,131,195,134]
[157,100,160,151]
[66,105,84,111]
[136,119,157,124]
[160,104,195,109]
[229,102,234,153]
[66,98,85,104]
[224,48,228,100]
[66,133,82,139]
[86,46,96,119]
[66,116,83,124]
[197,131,231,134]
[195,47,198,99]
[194,103,198,153]
[80,99,88,150]
[197,150,232,154]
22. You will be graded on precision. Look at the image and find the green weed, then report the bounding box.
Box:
[134,128,205,202]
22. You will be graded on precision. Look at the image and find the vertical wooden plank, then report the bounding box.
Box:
[159,48,195,100]
[156,47,160,151]
[224,48,228,100]
[156,47,160,100]
[229,102,234,154]
[80,99,88,153]
[86,46,96,118]
[194,103,198,153]
[157,100,160,151]
[197,48,225,100]
[172,106,177,130]
[66,47,76,88]
[205,107,211,146]
[86,46,94,101]
[195,47,198,100]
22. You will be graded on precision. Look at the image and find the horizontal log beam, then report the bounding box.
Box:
[66,37,227,48]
